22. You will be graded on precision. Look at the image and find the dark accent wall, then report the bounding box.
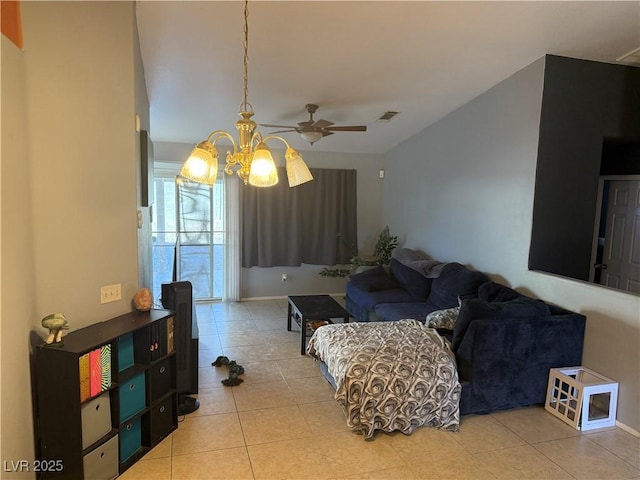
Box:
[601,138,640,175]
[529,55,640,281]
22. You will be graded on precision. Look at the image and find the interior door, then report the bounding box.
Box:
[599,180,640,293]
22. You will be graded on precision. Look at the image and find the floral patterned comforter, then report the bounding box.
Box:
[307,319,460,438]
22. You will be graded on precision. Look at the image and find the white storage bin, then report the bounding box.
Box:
[81,391,112,449]
[83,435,119,480]
[545,366,618,431]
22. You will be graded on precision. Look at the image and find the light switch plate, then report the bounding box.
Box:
[101,284,121,304]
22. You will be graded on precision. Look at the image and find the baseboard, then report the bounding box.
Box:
[241,293,346,302]
[616,420,640,438]
[240,295,287,301]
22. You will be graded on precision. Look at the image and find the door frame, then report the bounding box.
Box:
[589,174,640,282]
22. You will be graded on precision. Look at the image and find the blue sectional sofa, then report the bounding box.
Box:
[343,250,587,415]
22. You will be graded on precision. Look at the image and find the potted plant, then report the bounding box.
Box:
[372,226,398,266]
[319,226,398,277]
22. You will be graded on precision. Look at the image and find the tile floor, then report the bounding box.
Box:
[120,299,640,480]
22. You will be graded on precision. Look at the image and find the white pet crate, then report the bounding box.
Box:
[545,366,618,431]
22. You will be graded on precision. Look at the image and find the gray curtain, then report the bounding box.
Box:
[242,168,357,267]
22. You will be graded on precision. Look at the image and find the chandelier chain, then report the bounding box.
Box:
[180,0,312,187]
[242,0,251,111]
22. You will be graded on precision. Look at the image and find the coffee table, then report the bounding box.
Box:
[287,295,350,355]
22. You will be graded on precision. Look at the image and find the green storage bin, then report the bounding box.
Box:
[119,417,142,463]
[119,372,146,422]
[118,333,134,372]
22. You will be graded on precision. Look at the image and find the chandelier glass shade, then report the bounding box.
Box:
[179,141,219,185]
[299,131,323,144]
[248,142,278,187]
[180,0,313,188]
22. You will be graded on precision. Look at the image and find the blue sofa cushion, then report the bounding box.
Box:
[452,297,551,352]
[478,281,523,303]
[346,282,420,310]
[348,266,399,292]
[428,263,489,309]
[455,313,586,411]
[374,301,436,322]
[390,259,432,298]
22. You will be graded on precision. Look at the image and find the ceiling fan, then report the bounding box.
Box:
[261,104,367,145]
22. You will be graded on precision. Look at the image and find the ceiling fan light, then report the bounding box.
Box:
[285,148,313,187]
[249,142,279,187]
[180,141,218,185]
[300,130,323,144]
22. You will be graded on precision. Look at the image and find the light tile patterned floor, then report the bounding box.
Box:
[120,299,640,480]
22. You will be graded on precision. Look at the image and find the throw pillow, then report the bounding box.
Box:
[425,306,460,331]
[349,266,399,292]
[390,259,432,298]
[428,263,489,309]
[477,281,522,303]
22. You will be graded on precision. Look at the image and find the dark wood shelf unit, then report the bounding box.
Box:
[34,309,178,479]
[117,363,151,384]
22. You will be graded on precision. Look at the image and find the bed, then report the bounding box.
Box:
[307,319,461,439]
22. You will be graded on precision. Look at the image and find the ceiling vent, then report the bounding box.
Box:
[377,111,399,123]
[616,47,640,66]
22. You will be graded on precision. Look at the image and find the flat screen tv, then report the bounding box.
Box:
[161,281,199,415]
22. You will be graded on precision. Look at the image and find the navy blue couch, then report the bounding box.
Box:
[344,257,587,415]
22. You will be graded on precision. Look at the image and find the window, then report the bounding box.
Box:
[152,174,226,301]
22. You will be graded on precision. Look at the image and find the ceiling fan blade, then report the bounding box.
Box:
[313,119,334,129]
[297,120,314,128]
[260,123,297,129]
[325,125,367,132]
[321,131,335,137]
[266,129,298,134]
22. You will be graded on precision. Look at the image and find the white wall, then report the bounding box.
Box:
[24,1,140,322]
[1,2,146,475]
[1,34,39,473]
[382,57,640,432]
[154,142,385,299]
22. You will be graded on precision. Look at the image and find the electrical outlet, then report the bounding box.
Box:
[101,284,122,304]
[281,274,288,282]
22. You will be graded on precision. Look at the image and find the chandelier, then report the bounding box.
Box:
[180,0,313,188]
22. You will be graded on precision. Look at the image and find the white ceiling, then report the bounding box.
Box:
[136,1,640,155]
